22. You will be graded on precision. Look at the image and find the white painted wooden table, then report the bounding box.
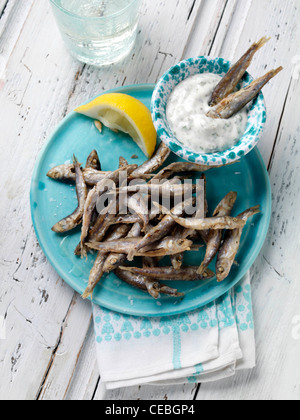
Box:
[0,0,299,401]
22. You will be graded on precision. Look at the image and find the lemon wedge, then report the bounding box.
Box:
[75,93,157,158]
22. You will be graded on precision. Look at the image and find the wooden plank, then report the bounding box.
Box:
[0,0,91,400]
[0,0,9,17]
[65,323,100,400]
[0,228,76,400]
[101,382,199,401]
[37,296,92,400]
[0,0,35,77]
[183,0,229,58]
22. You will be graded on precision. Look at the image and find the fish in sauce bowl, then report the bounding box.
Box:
[208,37,270,107]
[166,37,282,155]
[166,73,248,154]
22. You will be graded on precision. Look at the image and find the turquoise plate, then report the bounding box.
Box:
[30,84,271,318]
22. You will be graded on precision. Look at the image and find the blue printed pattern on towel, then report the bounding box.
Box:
[94,283,253,346]
[95,303,215,344]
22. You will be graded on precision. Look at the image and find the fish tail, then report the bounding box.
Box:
[82,288,93,300]
[271,66,284,77]
[255,36,271,51]
[80,244,88,259]
[250,67,283,89]
[207,66,283,119]
[197,263,206,275]
[160,285,185,297]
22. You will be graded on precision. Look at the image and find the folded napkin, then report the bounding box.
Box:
[93,273,255,390]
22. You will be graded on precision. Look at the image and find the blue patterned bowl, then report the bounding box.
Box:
[151,57,267,166]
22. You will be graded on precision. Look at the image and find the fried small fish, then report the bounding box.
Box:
[127,193,149,231]
[207,67,283,119]
[103,222,142,273]
[134,197,195,253]
[198,191,237,275]
[52,156,88,233]
[216,205,260,282]
[82,224,131,299]
[170,226,185,270]
[47,165,108,185]
[47,166,151,186]
[115,268,184,299]
[178,174,208,250]
[130,142,171,177]
[80,165,137,256]
[82,252,106,300]
[86,150,101,171]
[152,162,213,181]
[78,198,120,257]
[167,211,246,231]
[120,266,215,281]
[117,183,197,198]
[209,37,270,107]
[73,209,136,257]
[87,237,193,259]
[112,214,142,225]
[119,156,129,169]
[134,237,194,259]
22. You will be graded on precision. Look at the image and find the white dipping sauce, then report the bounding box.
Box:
[166,73,248,154]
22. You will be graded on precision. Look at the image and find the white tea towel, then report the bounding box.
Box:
[93,273,255,390]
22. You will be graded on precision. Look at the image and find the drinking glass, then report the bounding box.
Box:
[50,0,141,66]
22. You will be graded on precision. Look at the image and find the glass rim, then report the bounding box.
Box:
[49,0,141,20]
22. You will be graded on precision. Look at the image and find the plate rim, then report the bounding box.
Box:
[30,83,272,318]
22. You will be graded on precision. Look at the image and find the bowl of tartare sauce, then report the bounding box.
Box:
[151,57,267,166]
